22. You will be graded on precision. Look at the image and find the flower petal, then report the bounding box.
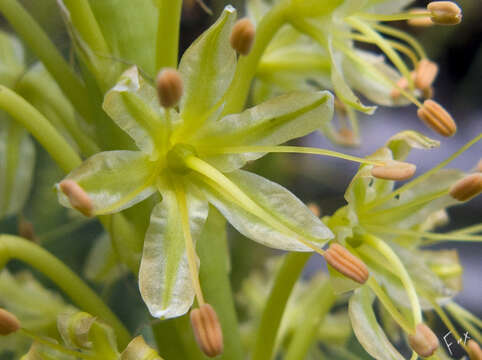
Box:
[194,90,333,172]
[139,180,208,319]
[57,151,157,215]
[103,66,177,158]
[178,6,237,127]
[196,169,333,251]
[349,286,405,360]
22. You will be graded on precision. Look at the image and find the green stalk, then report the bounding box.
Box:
[252,253,311,360]
[155,0,183,71]
[0,235,130,348]
[197,207,244,360]
[0,86,81,173]
[0,0,93,121]
[284,279,336,360]
[223,0,291,115]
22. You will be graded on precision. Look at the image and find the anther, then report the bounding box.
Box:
[408,323,439,358]
[408,8,434,27]
[307,202,320,217]
[230,18,255,56]
[190,304,223,358]
[415,59,439,91]
[0,308,20,335]
[427,1,462,25]
[468,340,482,360]
[449,173,482,202]
[324,243,369,284]
[371,160,416,181]
[58,180,94,217]
[156,68,183,108]
[477,159,482,173]
[417,99,457,137]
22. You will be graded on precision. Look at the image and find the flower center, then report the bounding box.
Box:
[166,143,198,174]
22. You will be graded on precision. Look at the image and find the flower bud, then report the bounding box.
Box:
[324,243,369,284]
[449,173,482,201]
[408,8,434,27]
[417,99,457,137]
[156,68,183,108]
[0,308,20,335]
[427,1,462,25]
[415,59,439,90]
[58,180,94,217]
[307,202,320,217]
[190,304,223,358]
[230,18,255,56]
[408,323,439,358]
[468,340,482,360]
[371,160,416,181]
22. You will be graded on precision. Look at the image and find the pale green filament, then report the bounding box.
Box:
[446,305,482,344]
[446,302,482,329]
[198,145,384,166]
[429,299,468,352]
[354,11,431,22]
[364,225,482,243]
[172,179,205,306]
[184,156,326,255]
[373,23,427,59]
[365,133,482,211]
[363,234,422,326]
[448,223,482,236]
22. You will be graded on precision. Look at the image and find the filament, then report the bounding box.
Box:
[353,11,431,22]
[364,225,482,242]
[372,23,427,59]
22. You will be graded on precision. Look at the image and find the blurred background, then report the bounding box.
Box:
[0,0,481,357]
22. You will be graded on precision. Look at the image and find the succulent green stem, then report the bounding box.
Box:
[0,235,131,348]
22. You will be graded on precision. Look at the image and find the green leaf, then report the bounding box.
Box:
[349,286,405,360]
[194,91,334,172]
[57,151,157,215]
[178,6,237,128]
[0,30,25,87]
[0,119,35,218]
[103,66,178,159]
[197,169,333,251]
[139,179,208,319]
[121,336,163,360]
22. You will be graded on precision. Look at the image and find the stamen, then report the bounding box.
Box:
[408,323,439,358]
[372,23,427,59]
[477,159,482,172]
[190,304,224,358]
[0,308,20,335]
[307,202,321,217]
[58,180,94,217]
[364,225,482,243]
[449,173,482,201]
[324,243,369,284]
[18,216,37,242]
[336,128,359,147]
[230,18,256,56]
[468,340,482,360]
[427,1,462,25]
[173,180,205,307]
[197,145,384,166]
[156,68,183,108]
[417,99,457,137]
[407,8,434,27]
[415,59,439,91]
[422,86,434,99]
[354,10,432,22]
[371,160,416,181]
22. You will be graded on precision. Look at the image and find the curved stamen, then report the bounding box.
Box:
[372,23,427,59]
[353,10,431,22]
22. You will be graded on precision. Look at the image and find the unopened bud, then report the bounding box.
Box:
[58,180,94,217]
[417,99,457,137]
[428,1,462,25]
[0,308,20,335]
[156,68,183,108]
[408,8,434,27]
[468,340,482,360]
[324,243,369,284]
[190,304,223,358]
[230,18,255,56]
[408,323,439,358]
[307,202,320,217]
[415,59,439,90]
[371,160,416,181]
[449,173,482,201]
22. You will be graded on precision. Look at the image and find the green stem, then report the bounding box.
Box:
[198,145,384,166]
[0,0,93,121]
[222,0,291,115]
[365,133,482,210]
[197,207,244,360]
[0,235,130,348]
[0,86,81,173]
[252,253,311,360]
[363,234,422,325]
[155,0,182,71]
[284,279,336,360]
